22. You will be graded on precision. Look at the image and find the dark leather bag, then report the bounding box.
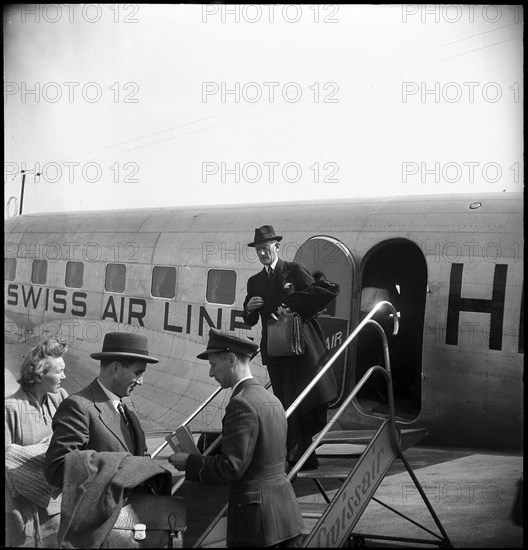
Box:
[267,312,305,357]
[104,494,187,548]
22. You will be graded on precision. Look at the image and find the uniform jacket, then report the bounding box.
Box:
[185,379,304,548]
[242,259,338,411]
[44,379,146,489]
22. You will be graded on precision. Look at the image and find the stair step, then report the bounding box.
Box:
[318,428,427,451]
[297,428,428,480]
[297,456,358,480]
[317,450,363,459]
[319,429,378,445]
[298,502,327,519]
[316,442,364,459]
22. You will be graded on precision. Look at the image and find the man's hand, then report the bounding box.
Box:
[277,305,292,317]
[246,296,264,313]
[169,452,190,471]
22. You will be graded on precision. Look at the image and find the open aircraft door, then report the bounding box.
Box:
[294,236,355,407]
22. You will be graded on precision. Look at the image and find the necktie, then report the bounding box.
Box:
[117,401,137,453]
[117,401,129,425]
[268,267,273,281]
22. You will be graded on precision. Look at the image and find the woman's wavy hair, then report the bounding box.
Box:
[17,338,68,390]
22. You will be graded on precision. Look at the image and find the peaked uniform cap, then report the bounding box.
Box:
[197,328,259,360]
[248,225,283,247]
[90,332,159,363]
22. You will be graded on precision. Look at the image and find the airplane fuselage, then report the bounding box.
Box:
[4,192,523,450]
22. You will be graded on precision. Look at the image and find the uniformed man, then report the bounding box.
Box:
[169,328,304,548]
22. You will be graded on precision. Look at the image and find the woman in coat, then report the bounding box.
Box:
[5,337,68,547]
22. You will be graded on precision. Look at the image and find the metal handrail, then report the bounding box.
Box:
[286,309,402,480]
[285,300,398,423]
[151,385,224,459]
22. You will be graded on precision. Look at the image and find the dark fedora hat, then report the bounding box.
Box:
[248,225,283,247]
[197,328,259,360]
[90,332,159,363]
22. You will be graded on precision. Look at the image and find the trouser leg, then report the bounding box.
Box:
[267,364,287,406]
[286,407,324,468]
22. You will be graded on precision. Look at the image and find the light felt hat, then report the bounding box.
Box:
[90,332,159,363]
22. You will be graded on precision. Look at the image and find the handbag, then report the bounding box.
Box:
[104,494,187,548]
[267,312,305,357]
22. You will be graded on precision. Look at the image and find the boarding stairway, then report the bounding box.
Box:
[152,301,453,548]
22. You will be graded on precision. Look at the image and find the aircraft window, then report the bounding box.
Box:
[31,260,47,285]
[65,261,84,288]
[5,258,16,281]
[105,263,126,293]
[206,269,236,305]
[152,266,176,298]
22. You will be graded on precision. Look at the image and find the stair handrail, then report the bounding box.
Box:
[296,313,453,548]
[151,385,224,459]
[285,300,398,422]
[286,300,401,479]
[286,314,402,479]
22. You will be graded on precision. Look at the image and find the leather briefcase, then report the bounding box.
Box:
[104,494,186,548]
[267,312,305,357]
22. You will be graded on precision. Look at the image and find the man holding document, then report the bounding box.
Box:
[168,328,304,548]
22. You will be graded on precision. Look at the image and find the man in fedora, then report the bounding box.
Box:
[169,328,304,548]
[44,331,159,489]
[242,225,338,471]
[43,332,175,547]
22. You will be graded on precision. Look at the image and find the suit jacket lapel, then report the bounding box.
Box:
[264,260,291,317]
[89,382,132,453]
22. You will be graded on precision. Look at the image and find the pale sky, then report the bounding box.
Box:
[3,4,524,216]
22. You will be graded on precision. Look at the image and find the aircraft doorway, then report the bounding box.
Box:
[294,236,355,407]
[356,240,426,421]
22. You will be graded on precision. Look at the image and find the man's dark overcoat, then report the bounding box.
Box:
[242,258,337,413]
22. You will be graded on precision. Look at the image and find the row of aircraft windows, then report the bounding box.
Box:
[4,258,237,305]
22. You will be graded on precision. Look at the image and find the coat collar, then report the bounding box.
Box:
[231,378,259,399]
[11,386,64,411]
